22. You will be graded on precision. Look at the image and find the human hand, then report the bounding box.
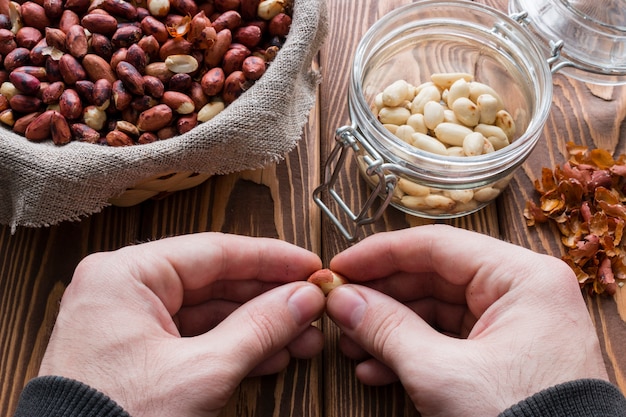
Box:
[38,233,326,417]
[325,225,608,417]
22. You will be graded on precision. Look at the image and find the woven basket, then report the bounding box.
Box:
[108,171,213,207]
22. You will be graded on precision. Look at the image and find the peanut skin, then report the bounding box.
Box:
[307,269,348,295]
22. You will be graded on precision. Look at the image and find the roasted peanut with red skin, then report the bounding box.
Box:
[102,0,138,21]
[41,81,65,105]
[25,110,54,142]
[143,75,165,98]
[10,95,42,113]
[71,123,101,143]
[58,10,81,34]
[4,48,31,73]
[222,48,250,74]
[93,79,112,109]
[222,70,247,104]
[0,29,18,56]
[240,0,261,20]
[136,104,173,131]
[269,12,291,37]
[15,27,43,49]
[51,111,72,145]
[13,113,42,135]
[106,129,134,146]
[212,10,241,32]
[59,54,86,85]
[81,13,118,35]
[75,80,95,104]
[45,28,66,51]
[242,56,266,81]
[90,34,114,60]
[21,2,52,32]
[59,89,84,120]
[233,25,262,49]
[205,29,232,68]
[66,24,88,58]
[116,61,145,96]
[201,67,226,96]
[44,0,64,19]
[9,71,41,95]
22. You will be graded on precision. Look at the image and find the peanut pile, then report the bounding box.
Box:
[364,73,518,216]
[0,0,292,145]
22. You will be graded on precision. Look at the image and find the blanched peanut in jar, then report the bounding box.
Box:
[446,146,465,157]
[383,123,399,134]
[410,85,441,114]
[412,132,448,155]
[452,97,480,127]
[482,138,495,154]
[452,199,479,213]
[473,186,501,202]
[443,109,459,124]
[477,94,499,124]
[425,194,455,210]
[444,189,474,204]
[423,100,445,130]
[430,72,473,90]
[469,82,504,110]
[495,109,516,140]
[401,195,429,210]
[407,113,428,134]
[395,124,415,144]
[462,132,485,156]
[382,79,413,107]
[378,106,411,125]
[446,77,471,106]
[398,178,430,196]
[374,92,384,110]
[474,124,509,150]
[434,122,473,147]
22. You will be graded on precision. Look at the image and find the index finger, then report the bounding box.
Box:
[329,225,566,316]
[105,232,322,314]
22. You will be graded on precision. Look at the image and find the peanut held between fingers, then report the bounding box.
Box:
[307,269,348,296]
[0,0,292,145]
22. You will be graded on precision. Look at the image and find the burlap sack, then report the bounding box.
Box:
[0,0,328,231]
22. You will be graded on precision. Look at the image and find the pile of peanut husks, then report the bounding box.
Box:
[525,142,626,295]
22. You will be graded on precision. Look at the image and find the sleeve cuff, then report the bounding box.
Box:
[499,379,626,417]
[13,375,130,417]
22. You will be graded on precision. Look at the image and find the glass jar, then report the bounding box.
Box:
[313,0,626,241]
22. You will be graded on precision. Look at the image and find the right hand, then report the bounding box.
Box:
[326,225,608,417]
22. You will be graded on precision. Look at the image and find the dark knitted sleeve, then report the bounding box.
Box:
[499,379,626,417]
[13,375,131,417]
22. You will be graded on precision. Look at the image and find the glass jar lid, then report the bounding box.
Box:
[509,0,626,85]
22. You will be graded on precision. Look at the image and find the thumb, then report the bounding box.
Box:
[326,284,451,383]
[201,282,326,380]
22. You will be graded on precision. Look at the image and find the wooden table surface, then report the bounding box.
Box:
[2,0,626,416]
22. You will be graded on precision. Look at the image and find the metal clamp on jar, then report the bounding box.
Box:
[313,0,626,242]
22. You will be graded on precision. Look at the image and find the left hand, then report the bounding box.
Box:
[38,232,326,417]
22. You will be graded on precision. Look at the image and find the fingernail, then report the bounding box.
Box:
[330,286,366,330]
[288,285,322,326]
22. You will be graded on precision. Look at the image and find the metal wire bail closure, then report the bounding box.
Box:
[313,126,396,242]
